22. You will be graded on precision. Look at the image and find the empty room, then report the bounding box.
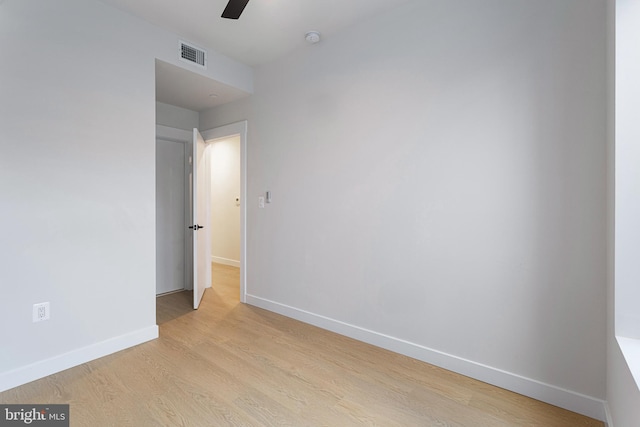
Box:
[1,0,639,426]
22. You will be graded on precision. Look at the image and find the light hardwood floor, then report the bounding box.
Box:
[1,263,603,426]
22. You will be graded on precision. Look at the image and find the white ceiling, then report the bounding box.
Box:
[100,0,415,111]
[101,0,414,66]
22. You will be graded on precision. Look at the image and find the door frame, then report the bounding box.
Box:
[202,121,248,304]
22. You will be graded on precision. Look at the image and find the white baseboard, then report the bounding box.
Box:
[211,256,240,268]
[0,325,158,393]
[246,294,607,422]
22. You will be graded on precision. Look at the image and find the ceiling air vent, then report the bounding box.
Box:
[179,40,207,69]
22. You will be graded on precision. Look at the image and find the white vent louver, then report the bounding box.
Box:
[179,41,207,69]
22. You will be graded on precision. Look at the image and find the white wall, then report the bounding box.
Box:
[614,0,640,341]
[156,102,199,131]
[0,0,251,391]
[607,0,640,425]
[209,137,241,266]
[201,0,607,418]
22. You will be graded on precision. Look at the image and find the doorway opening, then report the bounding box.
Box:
[155,121,247,320]
[202,121,248,305]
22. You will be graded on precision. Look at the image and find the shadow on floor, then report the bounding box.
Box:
[156,290,193,324]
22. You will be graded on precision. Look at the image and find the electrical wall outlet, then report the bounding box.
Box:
[33,302,50,323]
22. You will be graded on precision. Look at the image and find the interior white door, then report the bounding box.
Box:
[192,128,208,309]
[156,138,185,295]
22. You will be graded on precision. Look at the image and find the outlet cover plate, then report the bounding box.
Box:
[33,302,50,322]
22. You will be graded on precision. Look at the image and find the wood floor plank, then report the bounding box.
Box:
[0,263,603,426]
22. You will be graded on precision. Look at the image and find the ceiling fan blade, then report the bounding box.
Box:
[221,0,250,19]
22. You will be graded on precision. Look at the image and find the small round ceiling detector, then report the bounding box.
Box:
[305,31,321,44]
